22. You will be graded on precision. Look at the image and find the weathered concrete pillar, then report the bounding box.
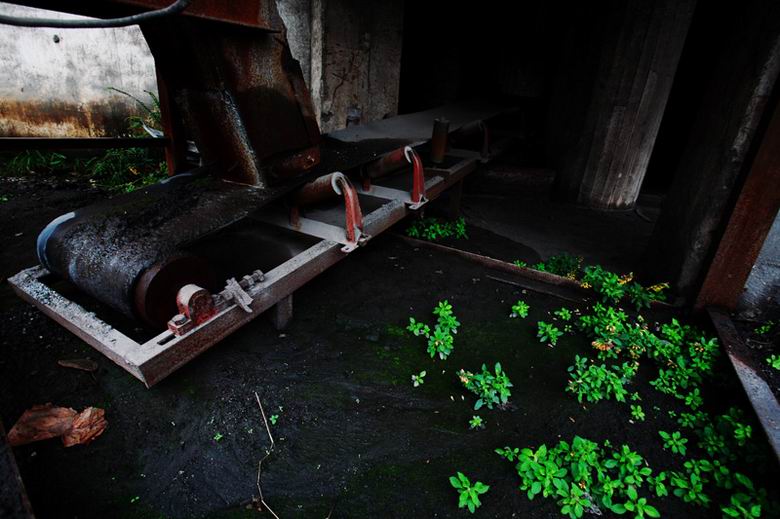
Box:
[309,0,404,132]
[644,0,780,299]
[550,0,695,210]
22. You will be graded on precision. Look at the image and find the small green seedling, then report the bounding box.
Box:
[130,496,140,504]
[767,354,780,370]
[755,320,775,336]
[269,414,279,425]
[537,321,564,346]
[213,432,224,442]
[449,472,489,513]
[412,370,427,387]
[408,300,460,360]
[469,415,485,430]
[458,362,513,410]
[510,300,530,319]
[684,388,703,410]
[512,260,528,268]
[553,308,573,321]
[631,404,646,422]
[621,486,660,518]
[659,430,688,456]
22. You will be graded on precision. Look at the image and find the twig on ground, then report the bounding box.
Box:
[485,274,583,304]
[255,391,279,519]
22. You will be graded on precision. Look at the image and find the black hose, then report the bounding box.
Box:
[0,0,192,28]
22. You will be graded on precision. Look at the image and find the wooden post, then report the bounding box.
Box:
[643,0,780,299]
[549,0,695,210]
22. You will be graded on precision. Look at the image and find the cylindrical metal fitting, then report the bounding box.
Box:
[292,172,347,207]
[430,117,450,164]
[36,170,270,329]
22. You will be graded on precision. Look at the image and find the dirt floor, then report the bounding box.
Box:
[1,175,778,518]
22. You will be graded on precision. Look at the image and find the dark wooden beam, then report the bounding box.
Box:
[695,100,780,310]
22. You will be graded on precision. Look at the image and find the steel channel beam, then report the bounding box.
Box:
[707,307,780,463]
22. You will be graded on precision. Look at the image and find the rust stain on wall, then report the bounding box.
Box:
[0,98,144,138]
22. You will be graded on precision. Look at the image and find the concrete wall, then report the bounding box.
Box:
[309,0,404,132]
[0,3,158,137]
[0,0,404,138]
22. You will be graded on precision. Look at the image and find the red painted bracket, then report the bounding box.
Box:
[362,145,427,209]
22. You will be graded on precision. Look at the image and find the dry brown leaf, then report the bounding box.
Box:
[57,358,99,372]
[62,407,107,447]
[7,404,77,446]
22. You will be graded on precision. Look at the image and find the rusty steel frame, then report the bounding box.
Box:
[707,307,780,462]
[8,154,477,387]
[695,99,780,310]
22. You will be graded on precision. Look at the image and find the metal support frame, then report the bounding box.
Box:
[708,307,780,462]
[262,172,367,252]
[358,146,427,209]
[8,154,478,387]
[270,294,294,331]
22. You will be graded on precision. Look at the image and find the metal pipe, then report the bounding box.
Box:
[430,118,450,164]
[0,0,192,28]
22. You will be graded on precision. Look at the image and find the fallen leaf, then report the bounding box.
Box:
[58,358,99,372]
[62,407,107,447]
[7,404,107,447]
[7,404,77,446]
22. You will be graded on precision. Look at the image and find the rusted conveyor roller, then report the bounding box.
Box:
[10,104,513,386]
[36,170,275,328]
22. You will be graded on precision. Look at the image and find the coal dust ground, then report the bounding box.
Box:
[0,176,778,518]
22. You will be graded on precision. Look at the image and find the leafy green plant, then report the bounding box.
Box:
[86,147,167,192]
[457,362,513,410]
[108,86,162,134]
[411,370,426,387]
[538,321,564,346]
[510,300,530,319]
[533,253,582,279]
[581,265,626,304]
[406,216,467,241]
[512,259,528,268]
[669,459,712,507]
[499,436,662,519]
[554,308,573,321]
[566,355,628,404]
[2,150,68,176]
[767,354,780,370]
[659,431,688,456]
[578,265,668,310]
[469,415,485,430]
[684,388,703,410]
[722,492,762,518]
[213,432,224,442]
[555,480,590,519]
[631,405,645,422]
[407,300,460,360]
[755,320,775,336]
[269,414,279,425]
[620,486,660,518]
[449,472,489,513]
